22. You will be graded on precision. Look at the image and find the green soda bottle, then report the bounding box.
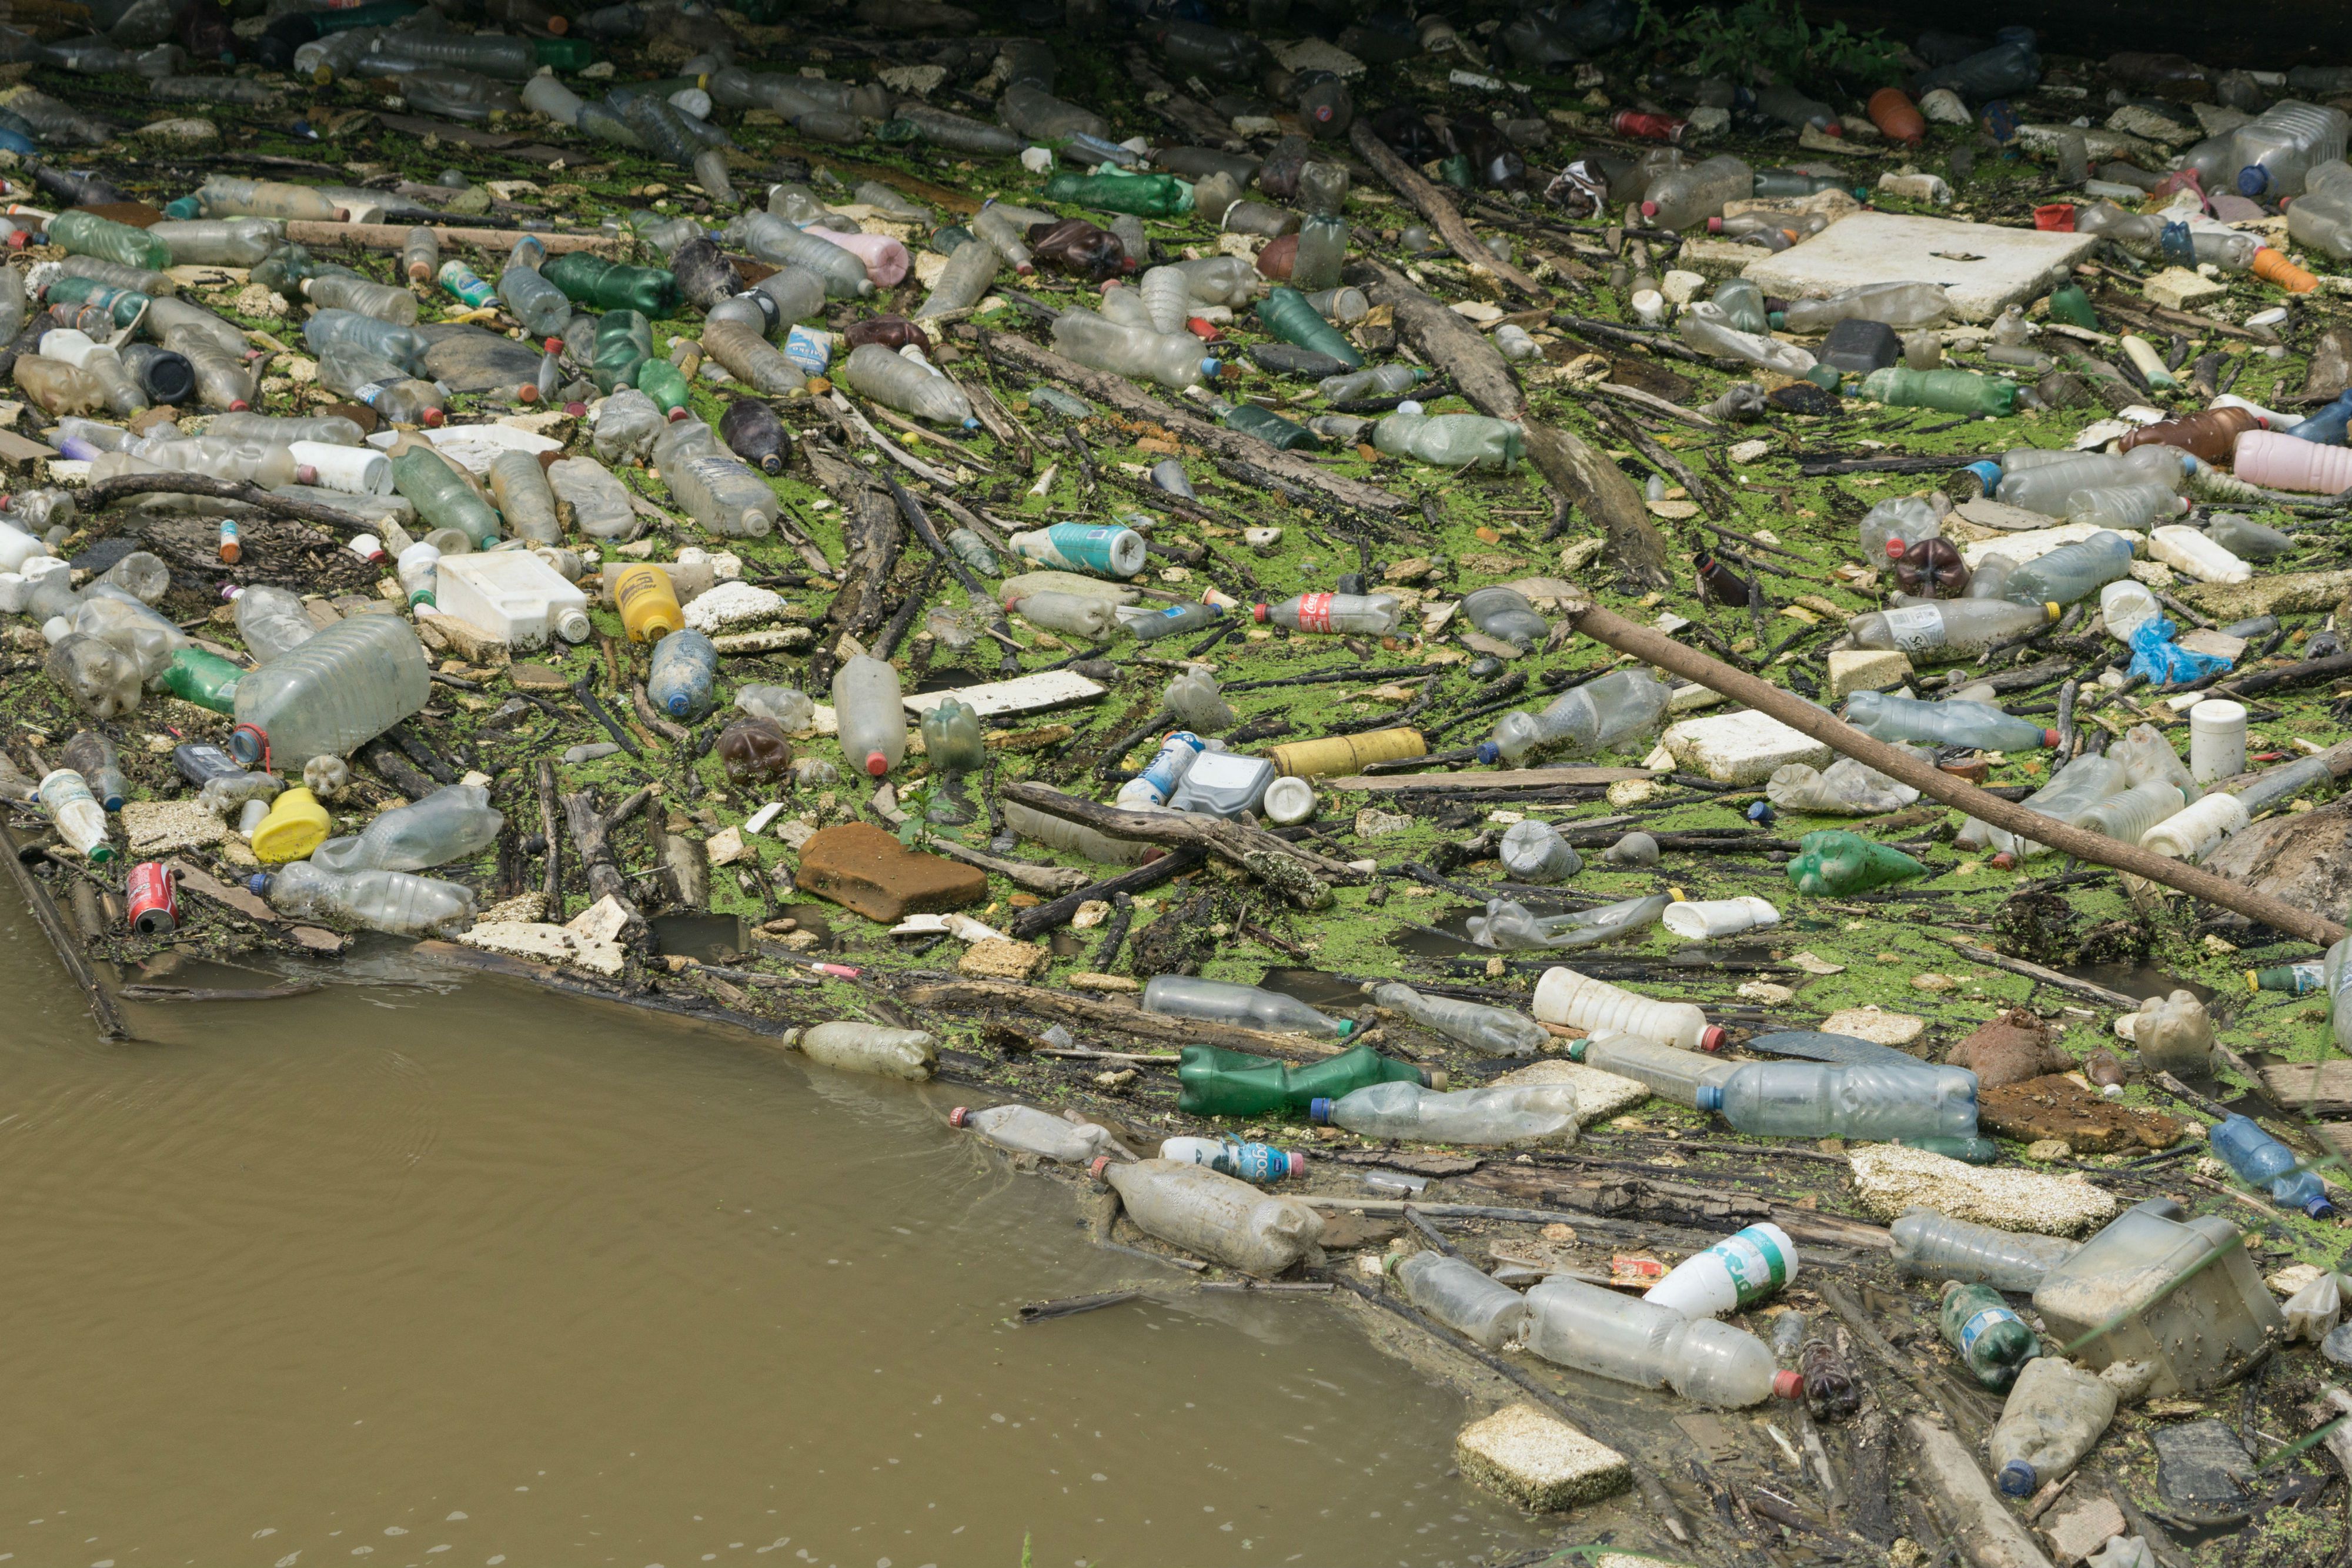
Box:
[1041,170,1194,218]
[1176,1042,1429,1118]
[543,251,680,316]
[534,36,594,70]
[592,310,654,392]
[1215,397,1315,449]
[1257,286,1362,369]
[1786,830,1928,895]
[158,646,243,713]
[1859,366,2019,417]
[2047,283,2100,330]
[2251,961,2324,994]
[1939,1280,2041,1389]
[45,274,149,328]
[390,449,500,547]
[49,212,172,273]
[636,356,691,416]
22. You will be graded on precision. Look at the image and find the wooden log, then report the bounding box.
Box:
[801,440,905,690]
[1009,846,1210,939]
[976,328,1409,516]
[283,219,626,255]
[77,473,369,532]
[1347,120,1547,299]
[1932,936,2141,1010]
[1555,589,2348,947]
[1351,259,1671,587]
[1906,1416,2056,1568]
[0,818,128,1040]
[1327,764,1652,792]
[2256,1060,2352,1118]
[559,785,650,928]
[901,978,1346,1058]
[535,757,562,917]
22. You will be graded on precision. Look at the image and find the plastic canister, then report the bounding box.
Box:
[1261,775,1317,824]
[1168,750,1276,817]
[612,561,683,640]
[1661,895,1778,941]
[2189,700,2247,784]
[433,550,592,650]
[251,784,331,862]
[1266,728,1425,777]
[289,439,393,496]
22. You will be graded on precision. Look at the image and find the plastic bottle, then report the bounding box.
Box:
[58,731,125,814]
[155,645,242,713]
[2211,1115,2334,1217]
[44,633,141,718]
[2253,961,2326,995]
[1646,1223,1800,1318]
[917,237,1001,319]
[302,269,418,327]
[641,628,715,720]
[226,613,430,770]
[1319,365,1424,403]
[15,354,107,417]
[230,583,316,664]
[1534,966,1720,1051]
[1097,1159,1321,1277]
[39,330,144,417]
[389,449,498,549]
[1860,366,2018,417]
[2117,990,2216,1078]
[398,225,439,285]
[1988,1358,2119,1497]
[1050,306,1218,392]
[650,418,777,539]
[37,768,113,860]
[1662,895,1780,941]
[951,1103,1118,1165]
[725,212,871,299]
[1844,690,2056,751]
[1785,828,1930,894]
[734,686,814,741]
[1005,590,1116,639]
[1392,1250,1529,1349]
[479,449,557,546]
[1480,670,1672,765]
[1312,1079,1580,1145]
[1939,1280,2042,1390]
[1696,1061,1979,1141]
[1640,155,1753,231]
[1891,1209,2078,1291]
[1678,304,1818,376]
[550,457,637,543]
[2233,430,2352,493]
[256,860,474,937]
[1996,531,2136,608]
[841,341,974,428]
[1524,1276,1795,1407]
[1257,286,1361,369]
[2077,780,2186,846]
[1849,599,2056,658]
[49,210,172,271]
[1145,975,1351,1038]
[1783,282,1953,332]
[1369,982,1547,1057]
[1498,818,1580,882]
[1567,1034,1735,1111]
[1373,412,1524,472]
[1174,1042,1425,1118]
[318,345,443,427]
[1471,893,1672,951]
[310,783,502,875]
[830,654,907,777]
[783,1021,936,1081]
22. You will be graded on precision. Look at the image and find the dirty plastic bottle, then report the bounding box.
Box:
[2114,724,2201,805]
[1996,531,2137,609]
[400,225,439,285]
[1312,1079,1579,1145]
[703,318,804,396]
[1374,412,1524,472]
[49,210,172,272]
[1320,365,1424,403]
[1097,1159,1321,1277]
[1471,894,1672,951]
[650,418,777,539]
[2211,1116,2334,1218]
[310,783,502,874]
[58,731,124,814]
[786,1023,936,1081]
[1257,286,1360,368]
[45,634,142,718]
[1525,1276,1796,1407]
[952,1104,1118,1165]
[493,237,571,339]
[1696,1061,1979,1141]
[1646,1223,1799,1318]
[2066,484,2189,531]
[726,212,871,299]
[1481,670,1672,765]
[1115,731,1216,810]
[1534,966,1720,1051]
[39,330,143,417]
[2080,781,2187,845]
[15,354,108,417]
[550,457,635,542]
[256,860,475,937]
[2115,990,2216,1078]
[1861,366,2018,417]
[917,237,1002,319]
[646,629,717,720]
[1989,1357,2120,1497]
[1640,154,1753,232]
[718,397,792,476]
[226,613,430,770]
[303,269,419,327]
[148,216,281,269]
[1393,1250,1529,1349]
[1941,1280,2042,1390]
[1370,982,1547,1057]
[734,686,814,739]
[484,449,559,545]
[1051,306,1218,392]
[1147,975,1352,1038]
[1783,282,1953,332]
[230,583,316,663]
[1891,1209,2079,1292]
[842,341,974,429]
[1857,495,1943,560]
[391,449,499,548]
[1845,690,2056,751]
[36,768,113,861]
[1008,590,1120,638]
[1498,819,1581,882]
[1252,591,1400,636]
[319,346,443,426]
[830,654,907,778]
[1850,599,2056,658]
[1785,829,1929,894]
[1679,304,1818,376]
[920,697,984,778]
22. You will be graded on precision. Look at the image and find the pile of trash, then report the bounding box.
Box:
[9,0,2352,1557]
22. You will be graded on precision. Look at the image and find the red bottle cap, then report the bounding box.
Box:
[1640,200,1659,218]
[1773,1370,1805,1399]
[1185,316,1220,342]
[1990,851,2016,870]
[1252,603,1271,622]
[566,401,588,417]
[422,407,446,427]
[2042,728,2062,749]
[865,750,889,777]
[1821,124,1842,136]
[1706,216,1724,232]
[948,1106,970,1127]
[295,464,319,484]
[543,337,564,353]
[1698,1025,1726,1052]
[1087,1156,1112,1181]
[228,398,249,411]
[1884,536,1907,559]
[517,384,539,404]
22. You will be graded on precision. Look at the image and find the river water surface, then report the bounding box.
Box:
[0,890,1557,1568]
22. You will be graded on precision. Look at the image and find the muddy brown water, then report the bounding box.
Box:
[0,890,1559,1568]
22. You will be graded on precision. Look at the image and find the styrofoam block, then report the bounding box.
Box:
[1661,709,1832,785]
[1491,1060,1651,1122]
[1456,1405,1631,1512]
[1742,212,2101,322]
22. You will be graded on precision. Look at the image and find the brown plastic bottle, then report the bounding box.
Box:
[1867,88,1926,146]
[1800,1337,1860,1420]
[717,717,794,784]
[2117,404,2259,462]
[1255,233,1298,281]
[1025,218,1133,280]
[1893,536,1970,598]
[842,315,931,352]
[1693,551,1751,607]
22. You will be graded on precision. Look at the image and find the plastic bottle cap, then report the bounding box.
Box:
[1475,741,1501,764]
[1281,1151,1305,1176]
[295,464,319,485]
[228,724,267,767]
[1706,216,1724,233]
[423,408,446,427]
[1333,1019,1355,1037]
[1087,1155,1111,1181]
[1997,1460,2036,1497]
[1883,537,1907,560]
[2238,166,2269,196]
[1772,1369,1804,1399]
[1698,1025,1726,1053]
[228,399,249,412]
[1252,603,1271,623]
[1640,200,1659,217]
[865,750,889,777]
[517,385,539,404]
[1307,1097,1334,1124]
[2040,728,2061,749]
[1695,1085,1724,1112]
[245,872,272,897]
[948,1106,971,1127]
[1822,124,1842,136]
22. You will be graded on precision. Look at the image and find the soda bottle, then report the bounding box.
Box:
[1146,976,1352,1038]
[1989,1358,2121,1498]
[1861,366,2019,416]
[953,1104,1120,1165]
[1696,1060,1980,1140]
[1255,591,1402,635]
[1845,690,2058,751]
[718,397,791,474]
[1940,1281,2042,1389]
[1390,1250,1528,1349]
[1892,1209,2079,1292]
[391,449,499,549]
[59,730,125,812]
[1480,669,1672,764]
[1524,1276,1797,1406]
[1175,1042,1426,1118]
[1783,282,1952,332]
[841,342,975,429]
[1096,1159,1322,1277]
[485,450,560,545]
[1785,829,1930,894]
[2000,531,2137,607]
[1639,154,1753,230]
[1372,412,1523,471]
[831,653,907,777]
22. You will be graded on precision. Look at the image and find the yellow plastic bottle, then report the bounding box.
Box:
[613,561,683,641]
[251,785,332,863]
[1268,728,1427,778]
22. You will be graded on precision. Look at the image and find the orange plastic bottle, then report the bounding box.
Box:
[613,561,683,641]
[1867,88,1926,146]
[2252,247,2317,293]
[2118,406,2260,462]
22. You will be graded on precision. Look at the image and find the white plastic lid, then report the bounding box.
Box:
[2189,698,2247,735]
[1262,775,1316,825]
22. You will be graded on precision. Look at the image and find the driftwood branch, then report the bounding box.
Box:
[866,785,1091,895]
[998,780,1365,894]
[800,439,905,690]
[1009,846,1210,939]
[0,817,128,1040]
[77,473,369,532]
[1347,120,1547,300]
[883,474,1019,674]
[536,757,562,917]
[559,785,651,930]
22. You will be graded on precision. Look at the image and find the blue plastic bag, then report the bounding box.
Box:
[2127,615,2234,687]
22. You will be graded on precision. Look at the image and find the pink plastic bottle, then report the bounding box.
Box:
[808,228,910,288]
[2233,429,2352,492]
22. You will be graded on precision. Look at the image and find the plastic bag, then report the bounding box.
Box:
[2126,615,2234,688]
[1766,756,1921,815]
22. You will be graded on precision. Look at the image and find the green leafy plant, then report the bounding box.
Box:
[1633,0,1902,93]
[892,777,963,850]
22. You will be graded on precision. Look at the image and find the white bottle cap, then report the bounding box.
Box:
[1262,775,1317,825]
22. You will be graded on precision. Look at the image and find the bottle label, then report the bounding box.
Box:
[1703,1228,1790,1304]
[1881,603,1947,651]
[2295,959,2326,995]
[1958,1305,2022,1357]
[1294,591,1336,633]
[2331,959,2352,1009]
[351,379,391,407]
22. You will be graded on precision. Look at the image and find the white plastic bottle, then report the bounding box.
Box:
[1644,1223,1800,1317]
[1099,1158,1324,1276]
[1661,895,1779,941]
[258,861,476,937]
[1524,1275,1798,1407]
[1394,1250,1531,1349]
[1534,967,1723,1051]
[1369,981,1548,1056]
[2139,792,2250,862]
[1157,1137,1305,1182]
[37,768,113,861]
[951,1104,1118,1164]
[831,654,908,777]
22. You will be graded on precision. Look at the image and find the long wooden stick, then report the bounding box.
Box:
[0,818,129,1040]
[284,220,624,256]
[1347,121,1547,299]
[1558,593,2349,947]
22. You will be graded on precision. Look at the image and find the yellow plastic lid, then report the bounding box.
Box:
[2044,601,2062,621]
[252,785,331,864]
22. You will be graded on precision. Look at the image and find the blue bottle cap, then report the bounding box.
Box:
[1308,1097,1334,1124]
[246,872,272,898]
[1963,460,2003,496]
[1746,800,1775,824]
[1695,1084,1724,1112]
[667,692,690,717]
[2308,1198,2338,1220]
[1200,359,1221,380]
[1475,741,1502,765]
[1997,1460,2036,1497]
[2238,165,2270,197]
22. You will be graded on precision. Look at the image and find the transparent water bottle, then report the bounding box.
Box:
[71,594,188,680]
[231,583,316,663]
[1098,1159,1322,1277]
[1782,281,1954,332]
[917,236,1001,319]
[1003,794,1158,865]
[197,173,343,221]
[137,433,314,489]
[951,1104,1117,1164]
[1941,1280,2042,1389]
[1319,365,1422,402]
[1997,449,2183,515]
[1165,667,1234,731]
[841,342,974,429]
[1498,818,1580,882]
[392,448,499,548]
[1524,1276,1796,1407]
[1255,592,1401,635]
[787,1022,936,1081]
[703,319,804,396]
[1891,1209,2079,1291]
[1372,412,1524,471]
[2065,483,2189,530]
[647,629,717,720]
[1575,1032,1738,1109]
[1145,975,1353,1038]
[831,653,907,777]
[1843,690,2057,751]
[227,613,432,770]
[1471,893,1672,951]
[44,633,141,718]
[1310,1079,1580,1145]
[1051,306,1219,391]
[209,412,367,446]
[1695,1062,1980,1140]
[1461,586,1548,650]
[495,236,572,338]
[1394,1250,1531,1349]
[2080,780,2185,845]
[2211,1116,2334,1218]
[257,860,476,937]
[1534,965,1720,1051]
[1678,303,1817,376]
[39,330,144,416]
[311,783,502,873]
[549,458,636,541]
[401,225,439,284]
[1988,1358,2120,1497]
[1639,153,1753,231]
[303,307,429,374]
[650,418,777,537]
[724,211,872,297]
[1480,669,1672,765]
[1369,982,1547,1056]
[302,269,419,326]
[487,450,560,544]
[58,731,124,813]
[318,345,444,427]
[1008,590,1119,638]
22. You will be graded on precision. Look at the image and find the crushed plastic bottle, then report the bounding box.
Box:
[1369,982,1547,1057]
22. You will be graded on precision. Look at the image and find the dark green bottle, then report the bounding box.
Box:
[590,309,654,393]
[159,647,243,714]
[1177,1042,1428,1118]
[1041,171,1194,218]
[544,251,680,316]
[2047,282,2100,330]
[1939,1280,2040,1389]
[1257,286,1362,369]
[1217,398,1315,449]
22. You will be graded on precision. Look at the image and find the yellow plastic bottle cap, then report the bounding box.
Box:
[252,785,332,864]
[2044,601,2062,620]
[1667,886,1686,901]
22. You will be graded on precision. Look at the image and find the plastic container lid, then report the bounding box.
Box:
[251,785,330,863]
[1997,1460,2036,1497]
[246,871,273,898]
[1772,1369,1803,1399]
[1474,741,1502,764]
[1695,1084,1725,1112]
[948,1106,971,1127]
[1308,1096,1335,1124]
[1963,459,2003,494]
[864,749,890,777]
[1698,1025,1726,1052]
[1087,1155,1112,1181]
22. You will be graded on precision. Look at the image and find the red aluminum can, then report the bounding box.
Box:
[126,861,178,934]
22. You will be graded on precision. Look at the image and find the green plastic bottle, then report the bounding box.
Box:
[1939,1280,2041,1389]
[158,646,242,713]
[636,356,691,416]
[1785,830,1928,895]
[2047,282,2100,330]
[45,274,149,328]
[1175,1042,1429,1118]
[1041,171,1194,218]
[48,212,172,273]
[591,310,654,392]
[1257,286,1362,369]
[1438,155,1474,190]
[390,449,500,548]
[438,259,496,309]
[2250,961,2324,994]
[1859,366,2019,417]
[162,196,202,221]
[543,251,680,315]
[1893,1135,2002,1164]
[1217,397,1315,449]
[534,36,594,71]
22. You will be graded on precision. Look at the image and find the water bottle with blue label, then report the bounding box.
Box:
[1007,522,1147,577]
[1116,730,1218,809]
[1939,1279,2040,1389]
[1158,1136,1305,1182]
[1119,599,1222,643]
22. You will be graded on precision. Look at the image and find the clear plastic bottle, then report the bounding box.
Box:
[1002,794,1158,865]
[2224,100,2349,196]
[1679,303,1818,376]
[1534,965,1720,1051]
[401,225,439,285]
[642,628,715,720]
[258,860,475,937]
[735,684,814,731]
[392,448,499,548]
[1254,592,1401,636]
[1008,590,1120,638]
[311,783,502,874]
[724,211,872,298]
[210,412,366,446]
[71,594,186,680]
[1369,982,1547,1057]
[2118,990,2216,1078]
[841,341,974,429]
[1639,154,1753,231]
[951,1103,1118,1164]
[1575,1032,1738,1109]
[1165,667,1234,731]
[789,1022,937,1081]
[305,308,429,375]
[1498,818,1580,882]
[2211,1116,2334,1217]
[226,613,431,770]
[1373,412,1524,471]
[15,354,108,416]
[1891,1208,2079,1291]
[1782,282,1954,332]
[58,731,124,813]
[917,237,1001,319]
[1481,670,1672,765]
[298,269,416,327]
[1694,1061,1979,1140]
[1319,365,1424,402]
[548,457,636,541]
[1311,1079,1580,1145]
[1997,448,2184,514]
[44,633,142,718]
[1460,587,1548,651]
[1394,1250,1531,1349]
[650,418,777,539]
[831,653,907,777]
[231,583,316,663]
[37,768,113,861]
[486,449,560,544]
[2080,780,2186,845]
[1998,531,2136,607]
[49,210,172,271]
[1767,755,1920,814]
[1844,690,2056,751]
[1987,1358,2120,1497]
[1145,975,1352,1038]
[147,215,280,268]
[703,318,804,396]
[1848,599,2056,658]
[136,433,313,488]
[1524,1276,1796,1407]
[1050,306,1218,391]
[494,236,570,338]
[39,329,144,416]
[1097,1159,1322,1277]
[1646,1223,1800,1318]
[197,173,343,221]
[1471,893,1672,951]
[318,345,443,427]
[2065,483,2189,530]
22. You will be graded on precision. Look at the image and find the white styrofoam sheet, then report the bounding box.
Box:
[1741,212,2102,323]
[901,669,1107,718]
[423,422,567,474]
